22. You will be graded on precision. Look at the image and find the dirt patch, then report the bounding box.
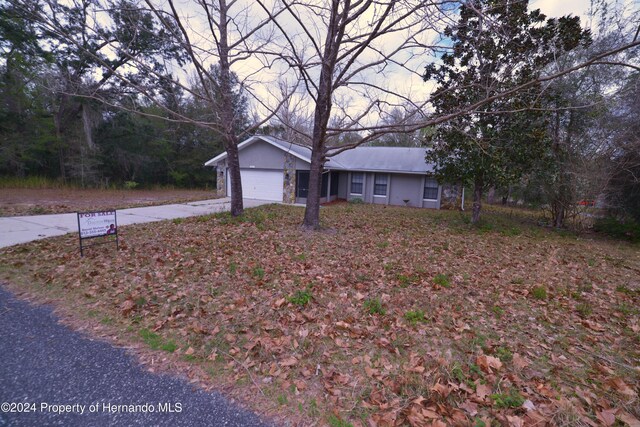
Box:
[0,188,218,217]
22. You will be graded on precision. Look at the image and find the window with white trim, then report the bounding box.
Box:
[350,173,363,194]
[423,177,438,200]
[373,174,388,196]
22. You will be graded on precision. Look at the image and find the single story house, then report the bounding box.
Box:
[204,135,464,209]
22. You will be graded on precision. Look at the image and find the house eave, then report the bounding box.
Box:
[325,167,433,175]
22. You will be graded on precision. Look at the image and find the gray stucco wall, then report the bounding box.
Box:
[343,172,441,209]
[239,140,286,170]
[364,173,374,203]
[389,173,423,207]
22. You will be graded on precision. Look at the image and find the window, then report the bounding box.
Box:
[423,177,438,200]
[373,174,388,196]
[350,173,363,194]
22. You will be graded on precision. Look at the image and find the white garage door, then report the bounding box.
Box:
[227,169,283,201]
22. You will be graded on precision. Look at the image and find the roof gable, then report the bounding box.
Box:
[204,136,311,166]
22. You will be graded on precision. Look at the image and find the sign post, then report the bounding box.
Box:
[77,210,119,256]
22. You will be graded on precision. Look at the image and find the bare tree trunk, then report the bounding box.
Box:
[553,204,565,228]
[226,140,243,216]
[472,177,483,224]
[218,0,243,217]
[301,0,341,230]
[303,148,324,229]
[54,114,67,182]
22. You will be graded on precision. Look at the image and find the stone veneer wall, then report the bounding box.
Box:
[283,153,296,204]
[440,183,462,210]
[216,159,227,197]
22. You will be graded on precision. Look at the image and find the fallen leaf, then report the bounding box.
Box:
[608,377,638,398]
[506,415,523,427]
[618,412,640,427]
[477,355,502,372]
[459,400,478,416]
[476,384,491,400]
[120,299,135,315]
[597,409,617,426]
[430,382,451,397]
[512,353,529,369]
[522,399,536,412]
[280,356,298,367]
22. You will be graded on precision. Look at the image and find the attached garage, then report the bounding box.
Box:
[205,135,459,209]
[227,169,283,202]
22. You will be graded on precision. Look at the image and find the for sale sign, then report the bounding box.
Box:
[77,210,119,256]
[78,211,117,238]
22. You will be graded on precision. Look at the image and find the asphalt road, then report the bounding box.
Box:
[0,287,273,427]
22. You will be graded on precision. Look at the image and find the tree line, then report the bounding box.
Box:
[1,0,638,229]
[0,1,251,188]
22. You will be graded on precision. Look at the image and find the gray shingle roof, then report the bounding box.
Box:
[328,146,432,174]
[205,135,433,174]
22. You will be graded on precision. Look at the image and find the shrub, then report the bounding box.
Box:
[593,217,640,243]
[124,180,139,189]
[349,197,364,204]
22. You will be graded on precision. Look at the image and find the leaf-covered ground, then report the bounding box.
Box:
[1,203,638,426]
[0,188,218,216]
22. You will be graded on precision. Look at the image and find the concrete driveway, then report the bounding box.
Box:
[0,198,274,248]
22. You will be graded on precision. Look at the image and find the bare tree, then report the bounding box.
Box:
[265,80,313,146]
[15,0,639,225]
[256,0,458,229]
[259,0,640,230]
[16,0,291,215]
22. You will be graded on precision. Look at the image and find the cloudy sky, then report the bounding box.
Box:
[532,0,591,19]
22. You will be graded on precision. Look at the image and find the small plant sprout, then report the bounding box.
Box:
[433,273,451,288]
[363,298,386,315]
[404,309,427,325]
[490,390,525,409]
[252,266,265,280]
[288,289,312,306]
[531,286,547,300]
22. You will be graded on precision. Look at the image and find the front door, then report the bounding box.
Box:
[296,171,309,199]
